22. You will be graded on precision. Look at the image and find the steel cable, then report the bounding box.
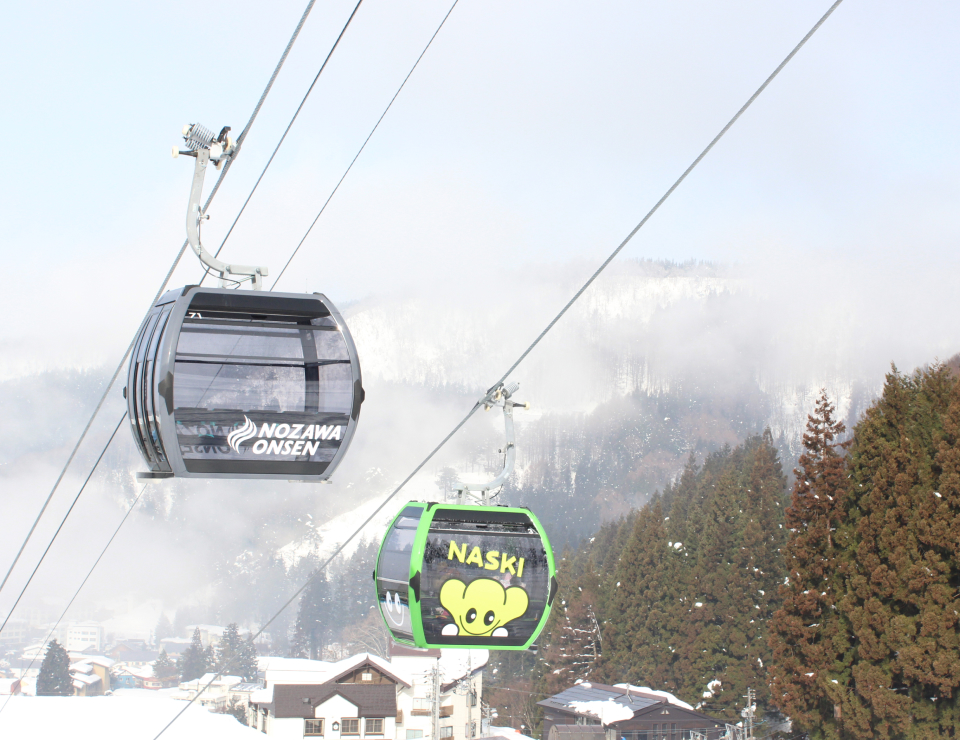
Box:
[0,482,148,717]
[270,0,461,290]
[0,414,125,638]
[149,1,846,735]
[0,0,328,602]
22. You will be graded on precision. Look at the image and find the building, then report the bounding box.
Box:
[70,656,114,697]
[537,682,726,740]
[0,678,22,696]
[251,648,486,740]
[56,622,104,652]
[178,673,245,710]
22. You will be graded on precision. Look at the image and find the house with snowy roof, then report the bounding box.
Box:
[537,682,726,740]
[70,656,114,697]
[250,647,486,740]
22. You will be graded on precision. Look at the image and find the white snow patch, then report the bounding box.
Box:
[569,699,635,725]
[1,695,261,739]
[613,684,693,711]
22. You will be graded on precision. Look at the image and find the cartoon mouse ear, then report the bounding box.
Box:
[503,586,530,621]
[440,579,467,611]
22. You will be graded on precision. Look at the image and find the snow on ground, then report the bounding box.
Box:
[612,683,694,711]
[1,694,261,739]
[487,726,537,740]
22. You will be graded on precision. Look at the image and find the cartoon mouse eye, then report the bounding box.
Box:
[466,608,477,623]
[484,610,496,626]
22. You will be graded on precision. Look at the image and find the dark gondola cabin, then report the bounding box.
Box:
[375,503,557,650]
[126,286,363,480]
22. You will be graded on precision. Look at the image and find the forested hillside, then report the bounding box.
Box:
[484,361,960,739]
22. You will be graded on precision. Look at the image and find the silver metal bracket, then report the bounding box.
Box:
[175,123,269,290]
[455,382,530,505]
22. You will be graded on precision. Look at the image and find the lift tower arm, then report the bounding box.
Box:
[175,123,269,290]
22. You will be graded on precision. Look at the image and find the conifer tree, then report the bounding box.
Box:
[292,569,331,659]
[538,583,602,695]
[237,635,259,682]
[216,623,244,674]
[37,639,72,696]
[153,647,177,681]
[768,391,849,734]
[602,499,685,692]
[155,613,174,642]
[178,627,209,681]
[829,365,960,737]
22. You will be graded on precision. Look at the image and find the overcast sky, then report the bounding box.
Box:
[1,0,958,378]
[3,0,960,635]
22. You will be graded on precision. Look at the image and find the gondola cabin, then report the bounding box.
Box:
[126,286,363,480]
[375,503,557,650]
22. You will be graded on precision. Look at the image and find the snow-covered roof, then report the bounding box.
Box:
[118,665,156,680]
[1,694,264,738]
[72,673,102,686]
[612,683,693,711]
[73,655,115,668]
[250,685,273,704]
[260,652,412,688]
[72,663,94,675]
[179,673,243,690]
[538,681,694,725]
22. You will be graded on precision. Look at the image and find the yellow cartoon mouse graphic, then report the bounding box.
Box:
[439,578,529,637]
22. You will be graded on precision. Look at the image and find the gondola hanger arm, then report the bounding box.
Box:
[456,382,529,505]
[175,123,268,290]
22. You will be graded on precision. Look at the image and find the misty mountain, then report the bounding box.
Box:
[0,259,912,633]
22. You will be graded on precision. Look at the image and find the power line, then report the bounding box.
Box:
[149,1,846,734]
[0,0,324,602]
[271,0,461,290]
[203,0,367,270]
[0,414,125,638]
[0,483,148,718]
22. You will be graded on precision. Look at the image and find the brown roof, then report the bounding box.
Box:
[268,684,398,719]
[389,643,441,659]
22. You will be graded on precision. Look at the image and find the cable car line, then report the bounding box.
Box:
[0,415,125,640]
[271,0,462,291]
[201,0,367,275]
[0,0,336,599]
[0,483,148,718]
[151,0,846,730]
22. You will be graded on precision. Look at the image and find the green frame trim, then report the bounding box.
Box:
[374,502,556,651]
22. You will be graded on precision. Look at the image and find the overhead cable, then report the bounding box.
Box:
[0,0,329,601]
[204,0,367,269]
[0,482,148,718]
[0,414,125,638]
[150,1,845,734]
[271,0,461,290]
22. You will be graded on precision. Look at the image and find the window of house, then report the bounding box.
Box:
[341,719,359,735]
[440,727,454,738]
[406,731,424,740]
[361,672,373,682]
[469,690,477,708]
[670,724,676,740]
[365,719,384,735]
[305,719,324,736]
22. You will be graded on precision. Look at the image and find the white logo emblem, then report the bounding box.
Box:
[384,591,406,626]
[227,416,258,453]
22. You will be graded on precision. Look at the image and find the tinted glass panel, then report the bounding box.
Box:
[376,507,423,642]
[420,515,550,646]
[173,316,353,465]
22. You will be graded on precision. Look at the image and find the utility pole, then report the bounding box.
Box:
[432,657,441,740]
[742,687,755,740]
